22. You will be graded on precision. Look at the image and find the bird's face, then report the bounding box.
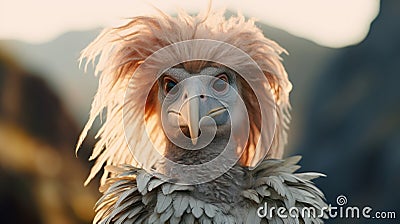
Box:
[158,65,240,148]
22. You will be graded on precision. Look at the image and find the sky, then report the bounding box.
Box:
[0,0,380,48]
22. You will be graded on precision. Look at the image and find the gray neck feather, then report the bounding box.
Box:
[164,132,250,205]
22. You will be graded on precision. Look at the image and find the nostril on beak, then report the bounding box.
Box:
[183,93,188,99]
[200,94,205,99]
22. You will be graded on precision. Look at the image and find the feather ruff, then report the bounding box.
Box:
[94,156,327,224]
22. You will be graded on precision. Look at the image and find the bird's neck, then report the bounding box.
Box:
[163,134,250,204]
[164,134,229,165]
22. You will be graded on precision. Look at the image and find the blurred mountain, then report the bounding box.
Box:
[0,29,101,125]
[298,0,400,223]
[0,49,100,224]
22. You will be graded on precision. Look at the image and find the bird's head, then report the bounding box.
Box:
[77,9,292,185]
[159,65,239,147]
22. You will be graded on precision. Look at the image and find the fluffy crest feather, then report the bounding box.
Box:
[77,9,292,185]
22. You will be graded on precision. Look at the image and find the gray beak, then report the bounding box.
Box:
[181,95,200,145]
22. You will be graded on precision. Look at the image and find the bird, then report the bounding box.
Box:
[77,8,328,224]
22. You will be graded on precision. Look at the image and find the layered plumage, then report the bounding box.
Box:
[77,8,327,224]
[95,156,327,224]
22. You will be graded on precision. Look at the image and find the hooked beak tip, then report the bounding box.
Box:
[191,137,198,145]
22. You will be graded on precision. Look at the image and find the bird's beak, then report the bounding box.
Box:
[181,96,200,145]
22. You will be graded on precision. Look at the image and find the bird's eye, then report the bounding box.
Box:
[164,77,179,95]
[212,74,229,93]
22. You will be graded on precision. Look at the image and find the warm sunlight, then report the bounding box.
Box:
[0,0,379,48]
